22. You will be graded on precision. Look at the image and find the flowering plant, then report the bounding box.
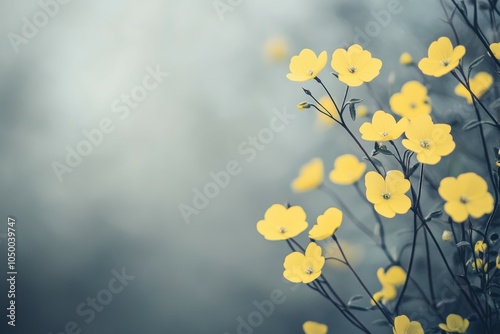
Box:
[257,2,500,333]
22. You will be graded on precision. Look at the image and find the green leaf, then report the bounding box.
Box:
[425,210,443,221]
[456,241,470,248]
[463,120,498,130]
[347,295,364,305]
[347,98,362,121]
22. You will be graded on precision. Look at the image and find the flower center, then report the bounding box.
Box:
[382,193,391,200]
[460,195,469,204]
[348,66,357,73]
[307,69,314,76]
[409,102,417,109]
[305,267,314,275]
[279,226,287,234]
[381,131,389,137]
[420,140,431,149]
[442,59,450,67]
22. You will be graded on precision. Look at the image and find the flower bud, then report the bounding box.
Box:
[297,102,311,110]
[442,230,453,242]
[400,52,413,65]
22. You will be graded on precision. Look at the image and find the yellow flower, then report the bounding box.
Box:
[393,315,424,334]
[402,114,455,165]
[442,230,453,242]
[283,242,325,284]
[438,172,494,223]
[316,96,340,127]
[303,321,328,334]
[359,110,408,142]
[329,154,366,185]
[291,158,324,192]
[256,204,308,240]
[309,208,342,240]
[389,81,431,119]
[496,255,500,269]
[490,42,500,59]
[471,258,488,271]
[372,266,407,304]
[400,52,413,65]
[439,314,469,333]
[286,49,327,82]
[418,37,466,77]
[474,240,487,254]
[454,71,493,104]
[331,44,382,86]
[365,171,411,218]
[263,37,288,62]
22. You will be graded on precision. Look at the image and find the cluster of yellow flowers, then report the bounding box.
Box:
[257,27,500,332]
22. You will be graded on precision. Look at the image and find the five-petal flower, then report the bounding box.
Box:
[287,49,328,82]
[256,204,308,240]
[292,158,324,192]
[390,81,431,119]
[438,172,494,223]
[365,171,411,218]
[331,44,382,86]
[329,154,366,185]
[438,314,469,333]
[283,242,325,284]
[309,208,343,240]
[359,110,408,142]
[454,71,493,104]
[402,114,455,165]
[393,315,424,334]
[418,36,466,77]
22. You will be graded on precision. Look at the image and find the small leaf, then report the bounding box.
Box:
[468,55,484,78]
[371,319,390,327]
[425,210,443,221]
[347,295,364,305]
[456,241,470,248]
[349,103,356,121]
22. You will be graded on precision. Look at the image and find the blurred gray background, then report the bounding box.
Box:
[0,0,461,333]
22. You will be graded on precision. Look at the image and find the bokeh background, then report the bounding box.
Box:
[0,0,480,333]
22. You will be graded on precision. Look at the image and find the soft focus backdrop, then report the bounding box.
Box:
[0,0,449,333]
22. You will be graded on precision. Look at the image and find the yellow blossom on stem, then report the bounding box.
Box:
[329,154,366,185]
[490,42,500,59]
[496,255,500,269]
[283,242,325,284]
[399,52,413,65]
[291,158,324,192]
[303,321,328,334]
[474,240,487,254]
[438,172,494,223]
[256,204,308,240]
[393,315,424,334]
[389,81,431,119]
[418,36,466,77]
[359,110,408,142]
[439,314,469,333]
[365,171,411,218]
[298,102,311,110]
[286,49,327,82]
[402,114,455,165]
[471,258,488,271]
[372,266,407,304]
[331,44,382,86]
[454,71,493,104]
[309,208,342,240]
